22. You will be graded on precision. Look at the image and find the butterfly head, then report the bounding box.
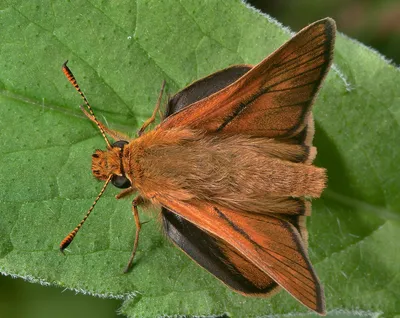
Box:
[91,140,132,189]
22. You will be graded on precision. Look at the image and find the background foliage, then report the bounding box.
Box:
[0,0,399,317]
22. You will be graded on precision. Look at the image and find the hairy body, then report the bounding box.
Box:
[112,128,326,215]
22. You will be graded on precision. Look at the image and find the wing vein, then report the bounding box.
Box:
[269,40,327,75]
[276,32,326,63]
[215,208,317,286]
[265,51,327,87]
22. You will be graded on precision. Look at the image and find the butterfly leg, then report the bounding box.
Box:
[124,195,145,273]
[138,81,166,136]
[80,106,130,141]
[115,187,137,200]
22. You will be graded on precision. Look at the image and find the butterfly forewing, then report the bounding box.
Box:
[159,18,335,139]
[162,207,279,295]
[159,198,325,314]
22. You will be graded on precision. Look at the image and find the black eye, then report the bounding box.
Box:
[112,140,129,148]
[112,175,131,189]
[111,140,130,188]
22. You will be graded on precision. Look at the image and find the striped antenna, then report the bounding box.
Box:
[60,174,112,253]
[62,61,111,149]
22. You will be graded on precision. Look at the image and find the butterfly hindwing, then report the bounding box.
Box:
[164,65,251,118]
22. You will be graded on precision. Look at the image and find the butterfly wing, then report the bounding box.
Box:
[162,207,279,295]
[164,65,251,118]
[159,198,325,314]
[159,18,335,141]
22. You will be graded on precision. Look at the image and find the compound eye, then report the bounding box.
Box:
[112,140,129,148]
[111,175,131,189]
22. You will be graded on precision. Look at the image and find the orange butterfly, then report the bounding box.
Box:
[61,18,335,315]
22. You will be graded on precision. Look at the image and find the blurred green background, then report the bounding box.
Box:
[1,1,398,317]
[250,0,400,65]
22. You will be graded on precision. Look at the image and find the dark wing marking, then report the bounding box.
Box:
[164,65,251,118]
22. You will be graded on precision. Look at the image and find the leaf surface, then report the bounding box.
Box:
[0,1,399,317]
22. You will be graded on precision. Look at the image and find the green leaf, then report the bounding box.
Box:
[0,1,399,317]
